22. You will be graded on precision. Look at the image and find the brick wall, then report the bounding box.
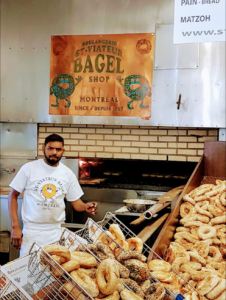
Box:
[38,124,218,162]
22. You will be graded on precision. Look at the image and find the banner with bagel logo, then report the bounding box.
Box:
[49,33,154,119]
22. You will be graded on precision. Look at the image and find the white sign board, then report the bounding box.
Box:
[3,256,29,288]
[174,0,226,44]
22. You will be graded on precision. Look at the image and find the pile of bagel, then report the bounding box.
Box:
[38,180,226,300]
[85,223,168,300]
[160,179,226,300]
[41,224,167,300]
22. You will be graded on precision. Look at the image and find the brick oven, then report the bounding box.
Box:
[65,157,196,233]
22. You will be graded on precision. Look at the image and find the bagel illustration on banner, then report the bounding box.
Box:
[50,73,82,108]
[116,75,151,110]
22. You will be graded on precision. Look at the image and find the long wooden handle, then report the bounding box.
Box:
[157,185,185,202]
[143,203,164,220]
[130,202,171,226]
[137,213,169,243]
[130,214,146,226]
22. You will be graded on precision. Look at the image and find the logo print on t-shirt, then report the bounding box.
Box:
[41,184,58,201]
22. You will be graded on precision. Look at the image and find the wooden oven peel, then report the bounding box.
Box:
[130,185,185,225]
[137,213,170,243]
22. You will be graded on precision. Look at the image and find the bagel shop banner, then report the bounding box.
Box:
[49,33,154,119]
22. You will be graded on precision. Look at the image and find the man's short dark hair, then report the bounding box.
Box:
[44,134,64,146]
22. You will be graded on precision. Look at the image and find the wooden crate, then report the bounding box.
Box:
[150,141,226,258]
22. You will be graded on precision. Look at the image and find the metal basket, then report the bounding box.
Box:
[46,227,164,300]
[58,228,161,300]
[61,219,178,300]
[2,242,95,300]
[0,266,32,300]
[75,212,206,299]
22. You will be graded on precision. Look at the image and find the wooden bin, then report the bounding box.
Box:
[150,141,226,258]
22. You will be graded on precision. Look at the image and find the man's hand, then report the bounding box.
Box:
[11,226,23,250]
[85,202,98,215]
[8,189,22,250]
[70,199,98,215]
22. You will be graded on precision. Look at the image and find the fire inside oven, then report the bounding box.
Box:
[78,158,197,190]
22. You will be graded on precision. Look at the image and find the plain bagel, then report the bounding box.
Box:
[97,259,119,295]
[147,259,171,272]
[127,237,143,253]
[120,288,144,300]
[43,245,71,261]
[51,255,66,265]
[53,258,80,277]
[70,269,99,298]
[71,251,97,268]
[59,281,86,300]
[94,291,120,300]
[109,224,125,241]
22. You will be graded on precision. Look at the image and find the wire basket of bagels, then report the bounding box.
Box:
[49,227,175,300]
[61,212,199,300]
[162,179,226,300]
[0,266,33,300]
[6,241,96,300]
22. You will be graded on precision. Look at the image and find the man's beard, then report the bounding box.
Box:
[44,152,62,165]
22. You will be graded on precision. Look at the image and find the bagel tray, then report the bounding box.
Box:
[54,227,175,300]
[64,212,201,300]
[2,241,95,300]
[13,228,162,300]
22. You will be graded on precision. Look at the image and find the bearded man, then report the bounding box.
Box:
[8,133,97,257]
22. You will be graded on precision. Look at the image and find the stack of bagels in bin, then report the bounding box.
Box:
[161,179,226,300]
[38,223,168,300]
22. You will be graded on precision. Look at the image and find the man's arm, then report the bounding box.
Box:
[70,199,98,215]
[8,189,23,250]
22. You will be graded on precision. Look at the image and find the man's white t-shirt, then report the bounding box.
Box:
[9,159,84,224]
